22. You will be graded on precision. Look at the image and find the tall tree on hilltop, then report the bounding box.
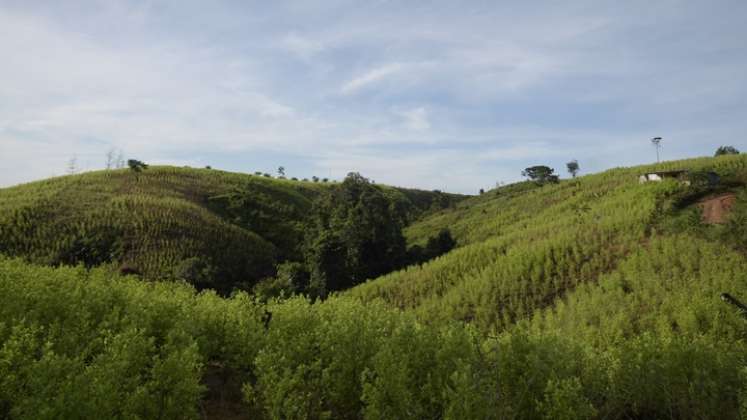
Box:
[67,155,78,175]
[105,149,116,170]
[566,160,580,178]
[522,165,559,184]
[715,145,740,156]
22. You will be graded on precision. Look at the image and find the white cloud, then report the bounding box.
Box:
[400,107,430,131]
[340,63,404,95]
[280,32,325,59]
[1,1,746,193]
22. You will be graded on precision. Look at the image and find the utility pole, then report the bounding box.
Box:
[651,137,662,163]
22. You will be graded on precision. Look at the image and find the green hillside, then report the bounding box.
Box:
[2,155,747,419]
[0,166,462,292]
[353,154,747,331]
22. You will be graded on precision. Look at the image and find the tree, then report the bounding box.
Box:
[115,150,126,169]
[715,145,740,156]
[424,229,456,259]
[278,166,286,177]
[566,160,580,178]
[312,176,320,182]
[479,188,485,195]
[303,172,406,296]
[651,137,662,163]
[105,149,116,169]
[67,155,78,175]
[252,261,310,301]
[174,257,215,288]
[127,159,148,172]
[406,229,457,265]
[521,166,559,184]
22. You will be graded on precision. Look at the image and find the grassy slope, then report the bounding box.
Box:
[4,156,747,418]
[0,166,463,289]
[352,154,747,332]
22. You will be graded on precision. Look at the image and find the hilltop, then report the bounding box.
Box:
[0,166,464,292]
[354,154,747,331]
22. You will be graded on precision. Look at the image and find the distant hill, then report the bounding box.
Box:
[0,166,464,291]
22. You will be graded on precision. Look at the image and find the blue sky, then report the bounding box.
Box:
[1,0,746,193]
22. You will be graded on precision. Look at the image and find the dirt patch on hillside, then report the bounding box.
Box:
[697,193,736,224]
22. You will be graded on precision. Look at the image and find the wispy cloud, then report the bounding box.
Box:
[340,63,404,95]
[1,1,746,193]
[280,32,325,59]
[400,107,430,131]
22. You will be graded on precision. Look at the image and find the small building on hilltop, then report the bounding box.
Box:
[638,169,721,186]
[638,170,691,185]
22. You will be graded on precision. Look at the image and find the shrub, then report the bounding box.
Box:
[127,159,148,172]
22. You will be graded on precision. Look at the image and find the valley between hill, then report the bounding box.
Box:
[2,154,747,419]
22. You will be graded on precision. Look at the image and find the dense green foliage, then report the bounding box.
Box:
[0,166,462,293]
[302,173,407,296]
[715,145,740,156]
[3,154,747,418]
[522,165,559,184]
[566,159,580,178]
[127,159,149,172]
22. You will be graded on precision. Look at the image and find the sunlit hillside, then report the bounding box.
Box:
[354,154,747,331]
[2,154,747,419]
[0,166,463,292]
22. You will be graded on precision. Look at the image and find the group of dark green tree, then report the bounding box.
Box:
[254,172,456,300]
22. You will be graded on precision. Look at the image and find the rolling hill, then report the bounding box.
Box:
[353,154,747,331]
[0,166,464,292]
[2,154,747,419]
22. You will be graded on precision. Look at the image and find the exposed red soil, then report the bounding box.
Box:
[697,193,736,224]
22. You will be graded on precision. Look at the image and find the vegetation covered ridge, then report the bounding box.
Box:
[0,165,464,293]
[3,154,747,418]
[352,153,747,331]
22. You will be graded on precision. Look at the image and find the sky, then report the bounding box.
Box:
[1,0,746,193]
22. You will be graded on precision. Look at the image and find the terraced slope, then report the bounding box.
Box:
[0,166,463,291]
[352,154,747,331]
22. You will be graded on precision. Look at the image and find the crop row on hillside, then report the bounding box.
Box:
[0,166,463,292]
[2,238,747,419]
[353,154,747,332]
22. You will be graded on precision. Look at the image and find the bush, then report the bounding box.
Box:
[127,159,148,172]
[174,257,215,287]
